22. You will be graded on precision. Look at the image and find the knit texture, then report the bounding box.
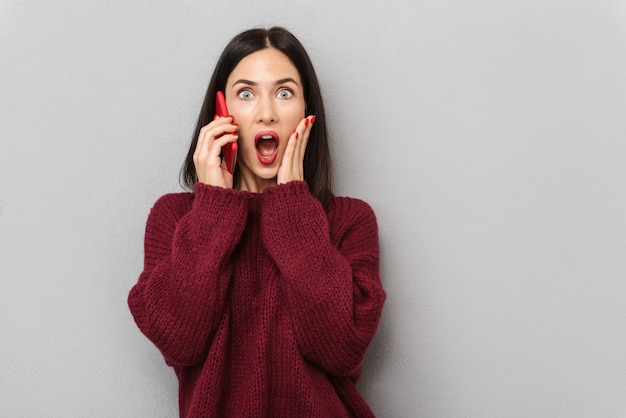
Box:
[128,181,385,417]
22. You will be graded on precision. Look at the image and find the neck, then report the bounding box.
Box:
[236,169,277,194]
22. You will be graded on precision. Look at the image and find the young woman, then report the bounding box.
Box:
[128,27,386,417]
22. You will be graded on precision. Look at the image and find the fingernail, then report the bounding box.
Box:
[310,116,316,125]
[304,119,309,127]
[232,123,238,127]
[213,115,218,120]
[295,132,299,140]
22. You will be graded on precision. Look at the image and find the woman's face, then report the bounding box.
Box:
[225,47,306,185]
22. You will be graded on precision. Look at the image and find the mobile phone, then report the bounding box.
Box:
[216,91,238,174]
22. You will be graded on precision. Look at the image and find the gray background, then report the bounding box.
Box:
[2,1,625,417]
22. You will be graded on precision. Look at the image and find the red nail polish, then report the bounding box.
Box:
[310,116,316,125]
[304,119,309,127]
[295,132,299,140]
[213,115,218,120]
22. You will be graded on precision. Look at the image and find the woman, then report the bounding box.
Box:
[128,27,386,417]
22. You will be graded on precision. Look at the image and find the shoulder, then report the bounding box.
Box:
[148,191,194,224]
[327,195,376,222]
[326,195,378,239]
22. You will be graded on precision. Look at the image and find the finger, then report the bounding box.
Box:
[194,126,212,164]
[286,118,308,168]
[195,118,225,149]
[196,121,238,156]
[195,128,238,178]
[289,120,308,179]
[212,132,239,153]
[283,130,298,167]
[277,131,296,184]
[293,116,314,165]
[278,116,315,184]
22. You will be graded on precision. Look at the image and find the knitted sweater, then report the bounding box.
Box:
[128,181,385,417]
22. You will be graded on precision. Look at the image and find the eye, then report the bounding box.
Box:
[238,90,254,100]
[277,89,293,99]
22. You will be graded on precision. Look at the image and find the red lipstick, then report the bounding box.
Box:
[254,131,280,165]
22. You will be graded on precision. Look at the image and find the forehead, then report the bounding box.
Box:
[227,48,301,85]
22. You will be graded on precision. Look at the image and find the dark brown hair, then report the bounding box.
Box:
[180,27,333,205]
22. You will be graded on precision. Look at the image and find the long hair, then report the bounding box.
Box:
[180,27,333,205]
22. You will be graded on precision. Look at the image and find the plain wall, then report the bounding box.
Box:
[2,1,626,417]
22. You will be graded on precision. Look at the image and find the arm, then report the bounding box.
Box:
[128,183,248,366]
[261,182,386,378]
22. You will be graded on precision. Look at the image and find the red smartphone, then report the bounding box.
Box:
[216,90,238,174]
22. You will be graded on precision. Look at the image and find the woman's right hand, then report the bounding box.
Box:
[193,116,238,189]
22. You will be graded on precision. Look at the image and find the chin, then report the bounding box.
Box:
[237,159,278,181]
[252,165,279,180]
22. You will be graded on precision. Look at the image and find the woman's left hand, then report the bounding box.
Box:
[277,116,316,185]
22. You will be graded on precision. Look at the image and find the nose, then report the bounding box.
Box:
[256,95,277,125]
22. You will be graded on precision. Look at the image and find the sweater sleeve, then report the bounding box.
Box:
[128,183,248,367]
[261,181,386,378]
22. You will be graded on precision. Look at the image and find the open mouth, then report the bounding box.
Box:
[254,131,280,165]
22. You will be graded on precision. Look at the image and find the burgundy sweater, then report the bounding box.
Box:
[128,181,385,417]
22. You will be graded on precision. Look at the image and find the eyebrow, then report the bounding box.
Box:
[231,77,300,88]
